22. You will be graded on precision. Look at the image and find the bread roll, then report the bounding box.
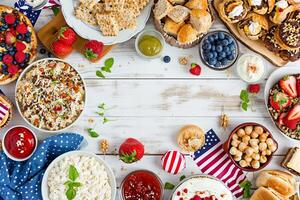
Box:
[250,187,281,200]
[255,170,296,199]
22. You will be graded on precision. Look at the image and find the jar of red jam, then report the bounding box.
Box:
[120,170,163,200]
[2,125,37,161]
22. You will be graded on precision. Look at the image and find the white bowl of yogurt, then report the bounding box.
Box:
[170,175,233,200]
[236,53,265,83]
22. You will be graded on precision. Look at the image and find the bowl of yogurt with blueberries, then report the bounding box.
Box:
[199,31,239,71]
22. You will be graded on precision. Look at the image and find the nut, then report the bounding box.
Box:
[100,139,109,154]
[220,114,230,128]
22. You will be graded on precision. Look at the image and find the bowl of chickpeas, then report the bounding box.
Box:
[224,122,278,171]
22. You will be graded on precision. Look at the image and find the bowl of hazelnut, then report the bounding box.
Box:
[224,122,278,171]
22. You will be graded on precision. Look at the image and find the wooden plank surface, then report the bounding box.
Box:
[1,1,300,200]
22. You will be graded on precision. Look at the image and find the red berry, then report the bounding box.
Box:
[51,40,73,57]
[176,191,181,196]
[189,63,201,76]
[16,41,26,51]
[3,54,13,64]
[248,84,260,93]
[57,27,77,46]
[192,195,201,200]
[84,40,104,61]
[4,13,16,25]
[7,64,19,75]
[5,31,16,45]
[14,51,26,63]
[183,188,188,193]
[16,23,28,34]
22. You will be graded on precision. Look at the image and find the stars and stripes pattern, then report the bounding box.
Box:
[0,102,9,122]
[192,129,245,198]
[161,150,186,174]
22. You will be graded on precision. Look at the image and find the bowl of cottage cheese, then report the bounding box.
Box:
[42,151,116,200]
[170,175,233,200]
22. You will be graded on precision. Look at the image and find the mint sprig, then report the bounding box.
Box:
[164,182,175,190]
[65,165,82,200]
[86,128,99,138]
[96,57,114,79]
[240,90,250,111]
[240,180,252,199]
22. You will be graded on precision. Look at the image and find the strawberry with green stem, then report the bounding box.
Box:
[119,138,144,163]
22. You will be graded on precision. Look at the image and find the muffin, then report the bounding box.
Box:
[275,18,300,50]
[0,92,12,129]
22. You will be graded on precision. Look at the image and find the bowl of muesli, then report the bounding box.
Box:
[265,66,300,141]
[15,58,86,133]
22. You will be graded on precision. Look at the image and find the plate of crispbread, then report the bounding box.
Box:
[60,0,153,45]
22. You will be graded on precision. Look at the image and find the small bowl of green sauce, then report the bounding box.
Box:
[135,29,165,59]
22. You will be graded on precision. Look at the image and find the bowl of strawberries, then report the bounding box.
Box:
[265,66,300,141]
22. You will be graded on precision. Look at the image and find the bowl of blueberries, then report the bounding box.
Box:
[200,31,239,71]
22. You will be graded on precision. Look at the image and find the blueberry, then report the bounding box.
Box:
[216,45,223,52]
[39,48,46,54]
[227,37,234,44]
[9,51,14,56]
[8,46,14,52]
[211,45,216,51]
[215,61,221,68]
[219,51,226,58]
[229,44,235,51]
[47,52,52,57]
[213,34,218,40]
[224,46,230,52]
[12,60,17,65]
[218,32,225,40]
[25,32,31,38]
[213,51,218,58]
[221,58,228,66]
[13,22,18,27]
[2,64,7,70]
[163,55,171,63]
[0,43,5,47]
[20,63,25,68]
[222,40,229,46]
[203,39,209,44]
[226,51,232,56]
[0,52,2,57]
[228,54,235,60]
[202,42,211,50]
[203,49,211,54]
[217,56,223,61]
[208,53,214,59]
[208,58,217,66]
[17,34,23,40]
[25,37,31,43]
[208,35,214,42]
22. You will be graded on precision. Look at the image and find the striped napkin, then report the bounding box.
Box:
[192,129,245,198]
[0,102,9,122]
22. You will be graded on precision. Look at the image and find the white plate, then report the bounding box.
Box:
[42,151,117,200]
[60,0,154,45]
[264,66,300,141]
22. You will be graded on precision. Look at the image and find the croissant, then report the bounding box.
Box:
[218,0,249,23]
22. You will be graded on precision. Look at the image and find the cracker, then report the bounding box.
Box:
[138,0,150,10]
[104,0,125,11]
[95,13,119,36]
[79,0,99,9]
[124,0,140,17]
[92,2,106,15]
[74,3,97,26]
[112,10,137,30]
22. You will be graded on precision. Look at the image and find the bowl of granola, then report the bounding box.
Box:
[265,66,300,141]
[15,58,86,133]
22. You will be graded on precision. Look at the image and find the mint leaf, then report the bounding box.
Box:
[69,165,79,181]
[104,57,114,68]
[51,7,60,16]
[66,188,76,200]
[103,117,110,124]
[96,112,104,117]
[101,66,111,73]
[98,103,106,110]
[164,182,175,190]
[86,128,99,138]
[240,180,252,198]
[96,70,105,78]
[69,182,82,188]
[179,175,186,181]
[240,90,249,103]
[241,102,248,111]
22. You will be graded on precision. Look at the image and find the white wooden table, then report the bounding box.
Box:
[1,1,300,199]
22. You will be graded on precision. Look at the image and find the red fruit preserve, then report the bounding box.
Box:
[4,126,36,159]
[122,170,162,200]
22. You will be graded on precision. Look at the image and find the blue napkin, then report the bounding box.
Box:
[14,0,42,25]
[0,133,84,200]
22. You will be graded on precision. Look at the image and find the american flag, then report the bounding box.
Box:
[0,102,9,122]
[192,129,245,198]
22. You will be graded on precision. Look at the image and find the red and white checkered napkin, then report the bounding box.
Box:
[192,129,246,198]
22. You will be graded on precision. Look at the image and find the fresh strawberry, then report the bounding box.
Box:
[51,41,73,57]
[282,117,299,130]
[16,23,28,34]
[5,31,16,44]
[7,64,19,75]
[4,13,16,25]
[297,79,300,97]
[15,51,26,63]
[191,195,201,200]
[15,41,26,51]
[278,113,287,126]
[119,138,144,163]
[84,40,104,61]
[57,26,77,46]
[287,105,300,121]
[269,92,291,110]
[189,63,201,76]
[279,75,297,97]
[248,84,260,93]
[2,54,13,64]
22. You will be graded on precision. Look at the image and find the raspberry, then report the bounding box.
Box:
[4,13,16,25]
[14,51,26,63]
[3,54,13,64]
[248,84,260,94]
[16,41,26,51]
[7,64,19,75]
[16,23,28,34]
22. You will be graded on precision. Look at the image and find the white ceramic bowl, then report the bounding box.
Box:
[264,66,300,141]
[135,29,165,59]
[60,0,154,45]
[2,125,38,162]
[41,151,117,200]
[15,58,86,133]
